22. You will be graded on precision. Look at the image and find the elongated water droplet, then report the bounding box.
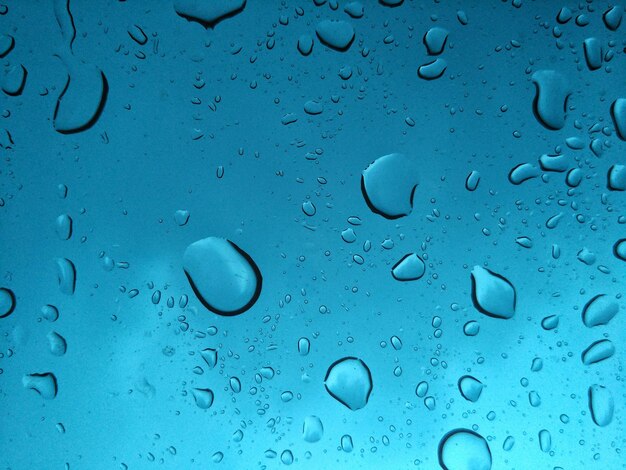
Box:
[588,384,614,427]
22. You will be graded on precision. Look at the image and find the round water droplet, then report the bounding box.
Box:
[183,237,262,316]
[324,357,373,410]
[438,429,492,470]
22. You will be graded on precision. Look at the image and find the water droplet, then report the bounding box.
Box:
[458,375,483,402]
[55,258,76,295]
[418,59,447,80]
[361,153,418,219]
[302,416,324,443]
[315,20,355,51]
[47,331,67,356]
[588,385,614,427]
[192,388,214,409]
[582,294,618,327]
[173,0,246,28]
[183,237,262,316]
[463,320,480,336]
[531,70,571,130]
[280,449,294,465]
[23,372,58,399]
[438,429,492,470]
[0,287,16,318]
[2,64,27,96]
[538,429,551,453]
[55,214,73,240]
[503,436,515,451]
[423,27,448,55]
[324,357,373,410]
[200,348,218,368]
[41,304,59,322]
[341,434,353,452]
[391,253,425,281]
[298,337,310,356]
[470,266,516,319]
[465,171,480,191]
[581,339,615,365]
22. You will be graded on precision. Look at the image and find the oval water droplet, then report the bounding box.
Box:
[582,294,618,327]
[324,357,372,410]
[588,384,614,427]
[183,237,262,316]
[538,429,551,453]
[55,214,73,240]
[581,339,615,365]
[341,434,353,452]
[465,171,480,191]
[55,258,76,295]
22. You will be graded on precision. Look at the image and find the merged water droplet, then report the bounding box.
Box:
[23,372,58,399]
[324,357,372,410]
[173,0,246,28]
[315,20,355,51]
[361,153,418,219]
[418,59,447,80]
[183,237,262,316]
[438,429,492,470]
[470,266,516,319]
[531,70,571,130]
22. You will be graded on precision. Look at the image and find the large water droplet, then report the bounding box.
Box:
[315,20,355,51]
[55,258,76,295]
[458,375,483,402]
[23,373,58,399]
[470,266,516,319]
[581,339,615,365]
[582,294,618,327]
[361,153,418,219]
[47,331,67,356]
[531,70,570,130]
[192,388,214,409]
[588,384,614,427]
[391,253,425,281]
[302,416,324,443]
[0,287,16,318]
[324,357,372,410]
[438,429,492,470]
[183,237,262,316]
[173,0,246,28]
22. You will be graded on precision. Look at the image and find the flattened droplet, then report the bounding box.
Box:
[183,237,262,316]
[23,373,58,399]
[613,239,626,261]
[458,375,483,402]
[361,153,418,219]
[192,388,214,409]
[55,258,76,295]
[54,56,108,134]
[0,287,16,318]
[603,5,623,31]
[588,385,614,427]
[438,429,492,470]
[538,429,551,452]
[391,253,425,281]
[531,70,571,130]
[173,0,246,28]
[470,266,516,319]
[302,416,324,443]
[582,294,618,327]
[47,331,67,356]
[583,38,603,70]
[581,339,615,365]
[315,20,355,51]
[0,34,14,58]
[465,170,480,191]
[324,357,372,410]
